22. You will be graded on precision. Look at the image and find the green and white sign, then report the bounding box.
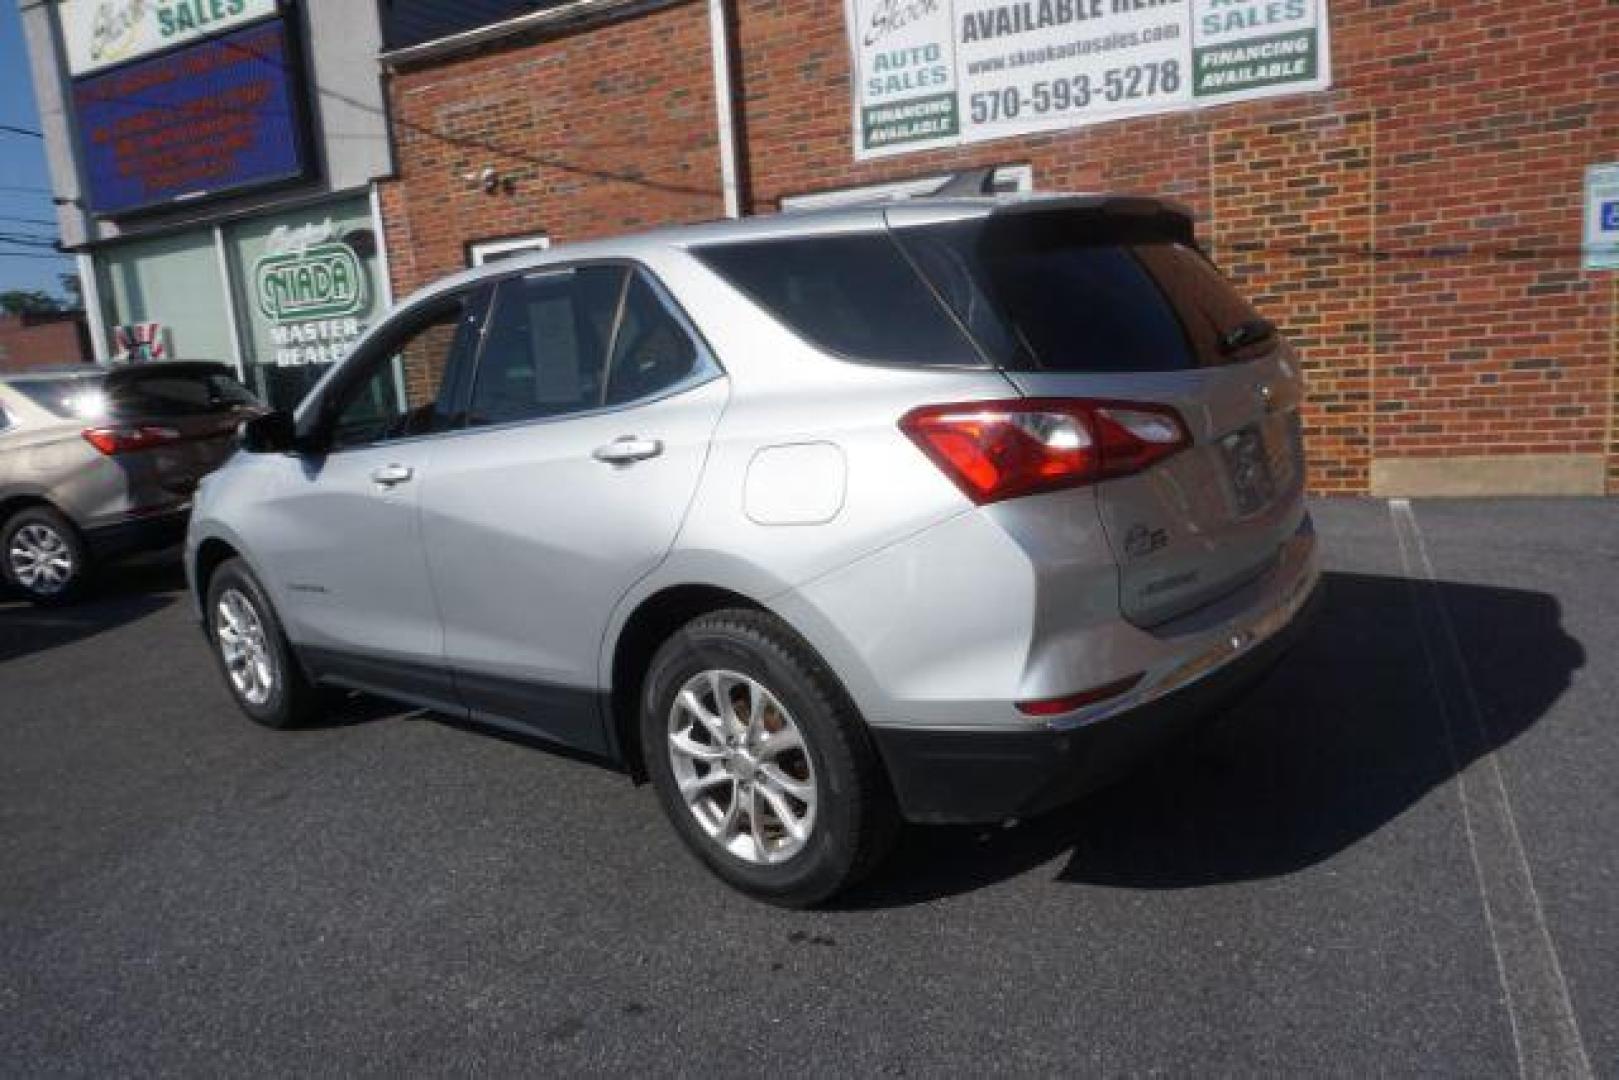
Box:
[255,240,368,323]
[225,199,386,409]
[61,0,281,76]
[845,0,1331,159]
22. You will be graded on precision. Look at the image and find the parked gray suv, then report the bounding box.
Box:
[188,195,1321,904]
[1,362,261,603]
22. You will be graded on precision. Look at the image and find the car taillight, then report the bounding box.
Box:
[82,425,183,455]
[899,398,1190,505]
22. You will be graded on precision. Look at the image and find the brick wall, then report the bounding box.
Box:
[0,313,93,371]
[378,1,725,299]
[379,0,1619,494]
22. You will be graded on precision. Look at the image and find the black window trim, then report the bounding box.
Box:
[448,256,724,438]
[307,282,494,455]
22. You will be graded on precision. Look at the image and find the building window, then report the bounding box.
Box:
[468,235,551,267]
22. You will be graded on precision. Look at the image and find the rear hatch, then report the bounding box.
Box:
[102,363,265,497]
[890,199,1307,627]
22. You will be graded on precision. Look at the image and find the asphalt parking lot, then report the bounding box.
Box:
[1,498,1614,1075]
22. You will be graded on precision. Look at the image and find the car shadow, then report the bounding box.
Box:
[0,553,187,664]
[836,570,1585,909]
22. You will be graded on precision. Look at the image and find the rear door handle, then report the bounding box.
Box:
[370,463,414,487]
[592,437,663,465]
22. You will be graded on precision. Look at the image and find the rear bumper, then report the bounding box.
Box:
[84,506,190,561]
[871,558,1323,825]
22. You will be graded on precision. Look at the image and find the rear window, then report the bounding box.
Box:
[105,367,260,417]
[10,376,107,418]
[894,212,1273,373]
[694,233,982,367]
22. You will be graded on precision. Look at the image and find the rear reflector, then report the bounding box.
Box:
[1016,673,1144,717]
[82,425,183,456]
[900,397,1189,505]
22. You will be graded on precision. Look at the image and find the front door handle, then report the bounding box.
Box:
[370,463,414,487]
[592,437,663,465]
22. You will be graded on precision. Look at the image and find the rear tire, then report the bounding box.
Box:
[1,506,88,606]
[205,557,323,729]
[641,608,898,907]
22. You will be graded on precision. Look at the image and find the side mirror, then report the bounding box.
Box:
[239,411,298,454]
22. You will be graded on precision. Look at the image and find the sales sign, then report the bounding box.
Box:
[61,0,282,77]
[845,0,1332,159]
[71,18,310,216]
[1584,163,1619,271]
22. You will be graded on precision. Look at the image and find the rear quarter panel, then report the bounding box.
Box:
[600,249,1020,711]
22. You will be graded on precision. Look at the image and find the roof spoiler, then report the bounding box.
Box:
[988,195,1196,245]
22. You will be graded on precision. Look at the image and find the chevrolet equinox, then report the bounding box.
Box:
[188,195,1321,905]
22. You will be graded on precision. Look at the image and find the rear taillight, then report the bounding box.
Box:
[899,398,1189,505]
[82,425,183,456]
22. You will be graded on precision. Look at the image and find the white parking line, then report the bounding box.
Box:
[1389,498,1592,1080]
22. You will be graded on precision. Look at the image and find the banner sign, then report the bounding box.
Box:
[845,0,1331,159]
[1584,163,1619,271]
[61,0,281,77]
[71,18,310,216]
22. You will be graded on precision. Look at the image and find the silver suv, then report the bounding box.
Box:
[188,195,1321,905]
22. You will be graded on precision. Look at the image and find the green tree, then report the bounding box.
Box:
[0,289,64,316]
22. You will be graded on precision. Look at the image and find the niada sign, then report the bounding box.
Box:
[62,0,280,76]
[845,0,1332,159]
[249,217,374,369]
[255,225,368,323]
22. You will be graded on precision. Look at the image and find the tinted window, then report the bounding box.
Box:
[695,233,981,367]
[10,376,106,418]
[895,213,1269,372]
[605,271,705,406]
[329,298,475,450]
[104,367,260,418]
[468,266,625,426]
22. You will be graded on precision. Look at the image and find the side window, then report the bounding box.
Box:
[327,296,475,451]
[467,266,626,427]
[604,271,706,406]
[694,233,982,367]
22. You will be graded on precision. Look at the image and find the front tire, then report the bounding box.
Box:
[205,558,322,729]
[641,609,898,907]
[2,506,88,605]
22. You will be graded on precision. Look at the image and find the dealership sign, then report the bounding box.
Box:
[844,0,1331,159]
[254,219,371,367]
[61,0,281,76]
[71,18,309,216]
[1585,163,1619,271]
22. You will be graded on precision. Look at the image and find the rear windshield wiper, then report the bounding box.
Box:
[1218,317,1276,354]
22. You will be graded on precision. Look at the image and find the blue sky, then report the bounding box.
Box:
[0,2,76,299]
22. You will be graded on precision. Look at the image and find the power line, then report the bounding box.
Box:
[0,215,57,227]
[0,250,73,260]
[0,123,44,139]
[78,17,723,201]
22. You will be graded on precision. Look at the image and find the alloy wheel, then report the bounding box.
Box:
[7,523,75,596]
[214,588,276,706]
[667,669,818,865]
